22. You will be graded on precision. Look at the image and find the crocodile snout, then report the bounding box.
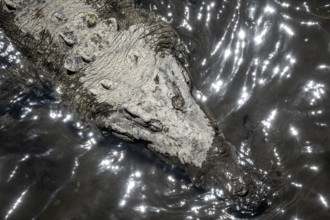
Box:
[193,133,272,217]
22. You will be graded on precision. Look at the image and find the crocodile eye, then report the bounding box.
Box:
[4,0,18,11]
[171,94,185,111]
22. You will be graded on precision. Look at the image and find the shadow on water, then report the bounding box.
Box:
[1,0,330,219]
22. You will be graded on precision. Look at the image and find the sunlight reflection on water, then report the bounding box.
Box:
[1,0,330,219]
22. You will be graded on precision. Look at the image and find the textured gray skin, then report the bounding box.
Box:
[0,0,270,215]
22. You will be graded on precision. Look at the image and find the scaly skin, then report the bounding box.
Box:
[0,0,272,215]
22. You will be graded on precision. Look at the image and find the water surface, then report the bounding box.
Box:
[1,0,330,219]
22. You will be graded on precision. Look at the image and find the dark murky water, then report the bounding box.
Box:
[1,0,330,219]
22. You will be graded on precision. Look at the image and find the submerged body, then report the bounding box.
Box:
[0,0,271,215]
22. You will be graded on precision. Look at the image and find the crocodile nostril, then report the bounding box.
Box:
[235,184,249,197]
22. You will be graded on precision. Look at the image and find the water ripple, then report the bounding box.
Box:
[1,0,330,219]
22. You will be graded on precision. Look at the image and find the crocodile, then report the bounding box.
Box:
[0,0,271,216]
